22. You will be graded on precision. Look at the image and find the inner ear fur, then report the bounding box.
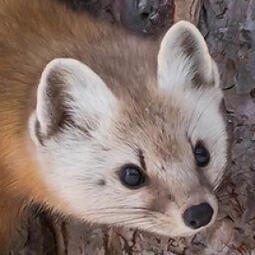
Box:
[32,58,117,143]
[39,67,72,137]
[158,21,220,91]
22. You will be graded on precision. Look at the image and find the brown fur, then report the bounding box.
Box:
[0,0,228,251]
[0,0,159,251]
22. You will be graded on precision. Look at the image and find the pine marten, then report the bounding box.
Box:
[0,0,227,252]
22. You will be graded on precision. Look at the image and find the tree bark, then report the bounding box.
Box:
[9,0,255,254]
[174,0,202,24]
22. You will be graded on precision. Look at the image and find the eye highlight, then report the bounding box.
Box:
[194,142,210,167]
[120,164,146,189]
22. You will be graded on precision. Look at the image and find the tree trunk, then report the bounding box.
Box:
[9,0,255,254]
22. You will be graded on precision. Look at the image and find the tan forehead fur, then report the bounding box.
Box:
[115,90,190,163]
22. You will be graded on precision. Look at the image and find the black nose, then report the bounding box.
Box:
[183,203,214,229]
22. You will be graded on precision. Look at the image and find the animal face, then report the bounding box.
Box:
[29,21,228,236]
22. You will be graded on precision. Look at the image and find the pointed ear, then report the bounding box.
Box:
[158,21,220,92]
[30,58,117,144]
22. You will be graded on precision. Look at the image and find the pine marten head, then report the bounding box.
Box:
[29,21,228,237]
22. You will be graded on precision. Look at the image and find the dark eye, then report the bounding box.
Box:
[194,142,210,167]
[120,164,145,189]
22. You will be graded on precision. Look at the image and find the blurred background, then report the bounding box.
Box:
[9,0,255,254]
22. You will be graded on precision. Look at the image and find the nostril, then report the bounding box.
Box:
[190,220,198,228]
[183,203,214,229]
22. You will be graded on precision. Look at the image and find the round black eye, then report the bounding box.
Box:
[194,142,210,167]
[120,164,145,188]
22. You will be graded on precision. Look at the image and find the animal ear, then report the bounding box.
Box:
[30,58,117,144]
[157,21,220,92]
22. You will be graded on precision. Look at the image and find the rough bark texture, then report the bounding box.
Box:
[8,0,255,254]
[57,0,175,34]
